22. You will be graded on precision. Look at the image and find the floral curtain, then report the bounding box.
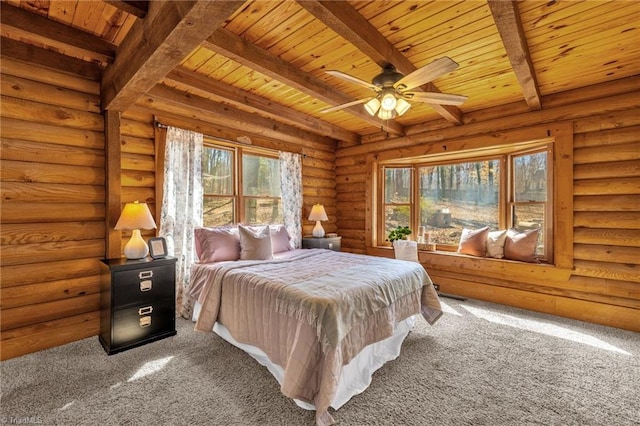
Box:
[159,126,203,319]
[279,152,303,248]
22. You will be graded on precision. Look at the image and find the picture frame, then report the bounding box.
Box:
[148,237,167,259]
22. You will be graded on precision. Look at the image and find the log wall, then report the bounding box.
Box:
[335,76,640,332]
[0,69,337,361]
[1,54,635,359]
[0,57,105,360]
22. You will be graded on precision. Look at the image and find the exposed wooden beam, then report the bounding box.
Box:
[203,28,405,137]
[143,85,338,147]
[298,0,464,125]
[0,37,101,81]
[104,1,148,19]
[101,0,245,112]
[165,67,359,145]
[0,3,116,64]
[488,0,542,111]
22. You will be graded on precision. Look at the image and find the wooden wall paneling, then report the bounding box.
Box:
[1,96,104,131]
[0,118,104,149]
[1,258,100,288]
[0,139,104,167]
[0,222,105,246]
[0,312,99,361]
[0,56,100,94]
[1,160,104,185]
[335,79,639,330]
[0,57,104,360]
[1,276,101,310]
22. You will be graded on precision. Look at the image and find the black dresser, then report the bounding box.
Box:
[99,256,177,355]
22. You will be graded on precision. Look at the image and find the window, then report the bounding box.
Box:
[202,142,282,227]
[378,143,553,261]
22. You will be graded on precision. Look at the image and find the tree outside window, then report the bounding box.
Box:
[202,144,282,227]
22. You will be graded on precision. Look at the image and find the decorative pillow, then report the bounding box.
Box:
[270,225,293,254]
[457,226,489,257]
[486,230,508,259]
[393,240,419,262]
[504,228,539,263]
[194,227,240,263]
[239,225,273,260]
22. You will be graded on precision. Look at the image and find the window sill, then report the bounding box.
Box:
[370,246,572,284]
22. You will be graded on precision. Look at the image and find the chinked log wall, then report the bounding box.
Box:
[336,76,640,332]
[0,57,105,360]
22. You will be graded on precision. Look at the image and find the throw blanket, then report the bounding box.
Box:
[191,250,442,425]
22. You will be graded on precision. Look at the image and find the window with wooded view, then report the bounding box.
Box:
[379,144,552,261]
[202,143,282,227]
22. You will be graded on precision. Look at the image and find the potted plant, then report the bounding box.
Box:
[387,226,412,243]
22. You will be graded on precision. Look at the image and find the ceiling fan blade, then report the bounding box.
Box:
[403,92,468,106]
[326,70,380,92]
[394,57,459,92]
[320,98,373,113]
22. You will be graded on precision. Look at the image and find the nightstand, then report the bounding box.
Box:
[302,236,341,251]
[99,256,177,355]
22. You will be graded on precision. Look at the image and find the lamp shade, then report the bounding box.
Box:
[115,201,157,260]
[308,204,328,238]
[115,201,157,230]
[308,204,328,221]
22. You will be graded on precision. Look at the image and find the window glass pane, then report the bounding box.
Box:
[203,197,234,227]
[385,205,411,238]
[513,204,545,255]
[514,152,547,202]
[384,168,411,203]
[419,161,500,246]
[202,147,233,195]
[244,198,282,225]
[243,155,281,197]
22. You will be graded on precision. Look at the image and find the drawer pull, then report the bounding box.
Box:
[140,280,153,292]
[139,270,153,279]
[139,316,152,328]
[138,306,153,315]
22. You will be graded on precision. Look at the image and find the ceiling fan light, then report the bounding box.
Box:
[364,98,381,116]
[395,98,411,116]
[380,92,397,111]
[378,108,396,120]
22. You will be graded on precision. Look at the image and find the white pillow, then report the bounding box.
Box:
[393,240,419,262]
[238,225,272,260]
[486,230,508,259]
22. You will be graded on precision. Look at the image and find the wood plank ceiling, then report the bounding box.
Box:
[1,0,639,144]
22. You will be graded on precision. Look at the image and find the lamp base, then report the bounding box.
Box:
[123,229,149,260]
[312,221,325,238]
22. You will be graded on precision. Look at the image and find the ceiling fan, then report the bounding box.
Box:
[321,57,467,120]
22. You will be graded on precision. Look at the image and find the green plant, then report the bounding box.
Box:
[387,226,412,242]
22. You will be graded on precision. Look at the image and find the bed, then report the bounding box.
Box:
[189,240,442,426]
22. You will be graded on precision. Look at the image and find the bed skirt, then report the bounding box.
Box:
[193,302,415,411]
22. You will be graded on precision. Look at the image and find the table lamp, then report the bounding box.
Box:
[114,201,157,259]
[308,204,328,238]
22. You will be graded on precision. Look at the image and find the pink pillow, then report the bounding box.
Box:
[504,229,539,262]
[457,226,489,257]
[239,225,272,260]
[194,227,240,263]
[270,225,292,254]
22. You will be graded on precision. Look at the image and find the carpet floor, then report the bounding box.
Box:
[1,297,638,425]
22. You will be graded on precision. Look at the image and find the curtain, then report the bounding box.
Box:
[279,152,303,248]
[160,126,203,319]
